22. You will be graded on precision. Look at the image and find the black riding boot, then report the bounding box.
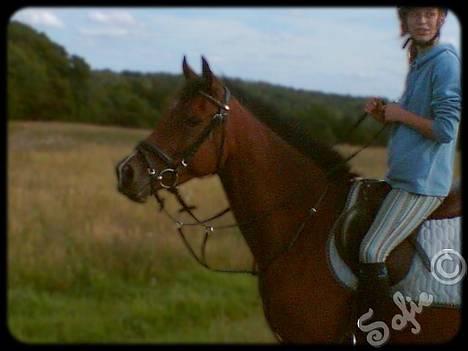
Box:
[353,262,392,343]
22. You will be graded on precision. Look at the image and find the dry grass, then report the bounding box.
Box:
[334,143,461,180]
[8,121,461,285]
[8,121,269,343]
[8,122,252,285]
[7,121,461,343]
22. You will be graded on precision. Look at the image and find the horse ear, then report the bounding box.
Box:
[182,56,198,80]
[201,56,214,87]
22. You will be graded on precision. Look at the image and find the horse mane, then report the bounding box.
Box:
[178,77,353,182]
[222,78,353,182]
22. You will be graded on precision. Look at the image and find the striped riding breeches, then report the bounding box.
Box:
[359,188,444,263]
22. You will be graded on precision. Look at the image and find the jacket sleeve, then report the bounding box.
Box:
[431,51,461,143]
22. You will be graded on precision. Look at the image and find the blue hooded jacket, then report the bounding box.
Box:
[385,43,461,196]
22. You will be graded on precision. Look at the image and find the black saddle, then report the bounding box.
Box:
[333,178,415,285]
[332,177,462,286]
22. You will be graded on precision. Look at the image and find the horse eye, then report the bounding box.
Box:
[185,116,202,127]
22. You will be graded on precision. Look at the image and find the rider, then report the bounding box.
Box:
[356,6,461,330]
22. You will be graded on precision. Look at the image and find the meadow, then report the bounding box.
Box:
[7,121,461,343]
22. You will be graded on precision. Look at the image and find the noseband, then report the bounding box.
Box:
[136,86,231,190]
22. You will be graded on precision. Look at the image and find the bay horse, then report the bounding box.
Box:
[115,57,461,344]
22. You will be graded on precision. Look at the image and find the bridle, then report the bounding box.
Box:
[136,86,231,190]
[135,85,264,275]
[132,84,387,276]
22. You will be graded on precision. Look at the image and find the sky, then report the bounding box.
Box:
[11,7,461,100]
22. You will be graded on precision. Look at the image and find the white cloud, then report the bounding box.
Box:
[79,27,129,37]
[147,10,406,97]
[79,10,143,38]
[88,10,136,26]
[13,8,64,28]
[11,8,459,99]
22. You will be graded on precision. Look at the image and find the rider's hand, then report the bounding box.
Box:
[364,97,387,124]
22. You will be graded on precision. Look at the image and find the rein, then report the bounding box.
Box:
[136,85,387,276]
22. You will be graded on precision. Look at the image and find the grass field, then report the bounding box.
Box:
[7,121,461,343]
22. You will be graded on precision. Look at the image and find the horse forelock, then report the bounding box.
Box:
[179,79,210,103]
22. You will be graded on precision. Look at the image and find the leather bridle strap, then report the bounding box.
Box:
[136,86,231,190]
[199,89,231,112]
[140,83,388,276]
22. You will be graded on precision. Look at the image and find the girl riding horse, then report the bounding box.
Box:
[355,6,461,338]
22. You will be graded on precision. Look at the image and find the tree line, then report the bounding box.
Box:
[7,20,390,146]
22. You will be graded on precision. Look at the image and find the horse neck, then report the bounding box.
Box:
[218,100,349,269]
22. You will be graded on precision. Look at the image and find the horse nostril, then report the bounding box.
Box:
[122,164,134,184]
[117,160,135,189]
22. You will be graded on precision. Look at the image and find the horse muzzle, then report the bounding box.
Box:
[115,152,152,203]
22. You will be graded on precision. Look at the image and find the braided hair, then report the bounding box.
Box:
[397,7,447,62]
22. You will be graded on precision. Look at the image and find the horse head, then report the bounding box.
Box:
[116,56,231,203]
